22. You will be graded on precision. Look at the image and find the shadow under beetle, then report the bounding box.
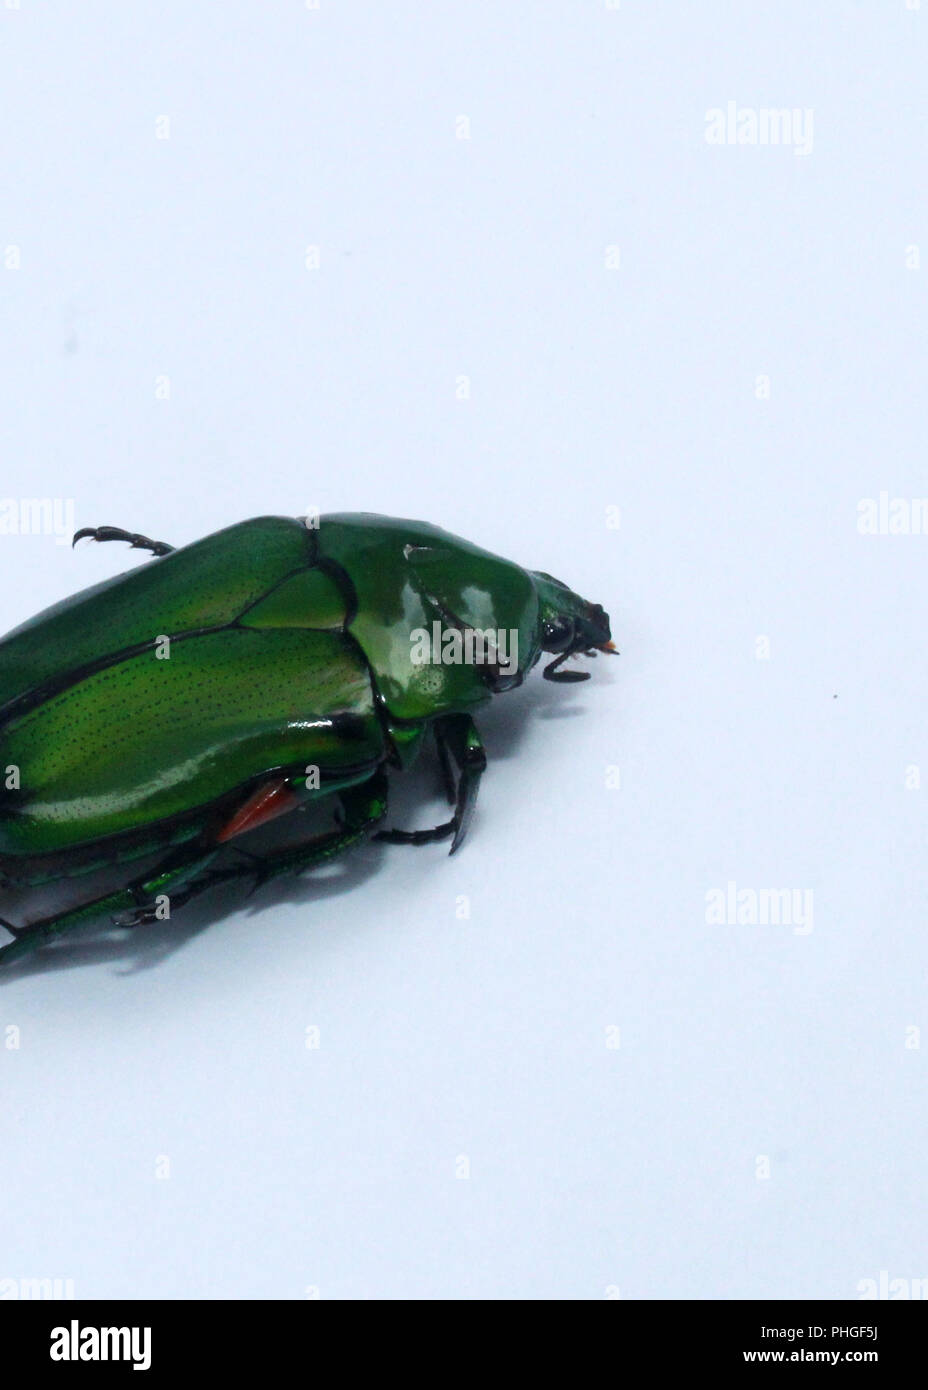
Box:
[0,514,614,965]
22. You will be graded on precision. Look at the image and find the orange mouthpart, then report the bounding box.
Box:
[598,640,618,654]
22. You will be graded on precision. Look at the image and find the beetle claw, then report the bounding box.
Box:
[72,526,174,557]
[112,904,159,928]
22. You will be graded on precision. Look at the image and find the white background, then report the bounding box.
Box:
[0,2,925,1300]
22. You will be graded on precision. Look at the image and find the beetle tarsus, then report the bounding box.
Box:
[112,904,160,929]
[376,820,456,847]
[72,526,175,557]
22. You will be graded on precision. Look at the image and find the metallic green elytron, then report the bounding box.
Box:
[0,515,614,965]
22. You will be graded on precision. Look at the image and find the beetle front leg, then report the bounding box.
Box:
[72,525,175,557]
[445,716,486,852]
[435,719,457,805]
[376,714,486,854]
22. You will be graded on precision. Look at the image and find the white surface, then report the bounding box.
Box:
[0,2,925,1301]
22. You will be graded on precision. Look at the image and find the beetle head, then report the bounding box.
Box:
[531,572,616,683]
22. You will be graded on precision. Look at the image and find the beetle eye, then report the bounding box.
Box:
[542,616,574,653]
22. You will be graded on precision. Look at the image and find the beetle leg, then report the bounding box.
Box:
[435,721,457,805]
[72,525,175,557]
[0,887,146,965]
[0,849,218,959]
[110,852,221,927]
[240,774,388,890]
[447,717,486,852]
[374,819,455,847]
[0,779,389,967]
[112,892,194,929]
[375,714,486,855]
[109,775,388,910]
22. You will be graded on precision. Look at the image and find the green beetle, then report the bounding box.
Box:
[0,515,614,966]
